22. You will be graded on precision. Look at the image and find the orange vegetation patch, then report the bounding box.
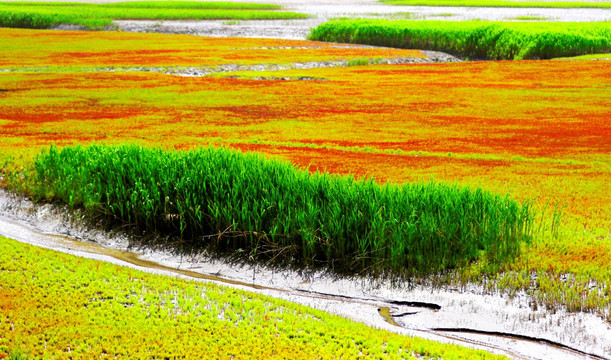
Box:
[0,28,425,68]
[1,60,608,163]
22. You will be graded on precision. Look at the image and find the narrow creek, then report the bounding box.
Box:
[0,189,609,360]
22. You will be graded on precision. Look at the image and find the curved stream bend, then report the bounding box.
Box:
[0,190,609,360]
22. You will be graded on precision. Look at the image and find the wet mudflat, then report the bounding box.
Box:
[1,189,609,360]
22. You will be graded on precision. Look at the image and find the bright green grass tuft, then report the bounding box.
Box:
[309,20,611,60]
[21,144,533,277]
[0,1,307,30]
[379,0,611,9]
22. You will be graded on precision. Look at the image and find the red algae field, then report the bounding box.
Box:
[0,25,610,358]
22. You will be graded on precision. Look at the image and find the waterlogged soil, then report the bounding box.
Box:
[1,189,609,360]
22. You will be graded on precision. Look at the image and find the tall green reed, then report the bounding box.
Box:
[309,20,611,60]
[26,144,533,277]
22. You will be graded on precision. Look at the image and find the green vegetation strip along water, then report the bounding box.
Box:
[379,0,611,8]
[0,1,307,30]
[21,144,533,277]
[0,236,507,359]
[309,20,611,60]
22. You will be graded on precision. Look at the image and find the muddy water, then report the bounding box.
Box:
[0,189,609,360]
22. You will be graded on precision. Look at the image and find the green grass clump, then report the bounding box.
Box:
[0,1,306,30]
[379,0,611,9]
[0,236,507,359]
[308,20,611,60]
[23,144,533,277]
[0,8,82,29]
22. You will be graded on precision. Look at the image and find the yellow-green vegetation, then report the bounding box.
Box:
[0,236,507,359]
[309,20,611,59]
[379,0,611,8]
[506,16,551,21]
[22,144,533,276]
[554,53,611,60]
[0,1,307,30]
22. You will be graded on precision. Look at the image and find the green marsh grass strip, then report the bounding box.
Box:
[308,20,611,60]
[555,53,611,60]
[0,1,306,30]
[0,1,281,9]
[25,144,533,277]
[99,1,282,10]
[379,0,611,9]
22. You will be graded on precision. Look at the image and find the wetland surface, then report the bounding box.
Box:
[1,0,610,358]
